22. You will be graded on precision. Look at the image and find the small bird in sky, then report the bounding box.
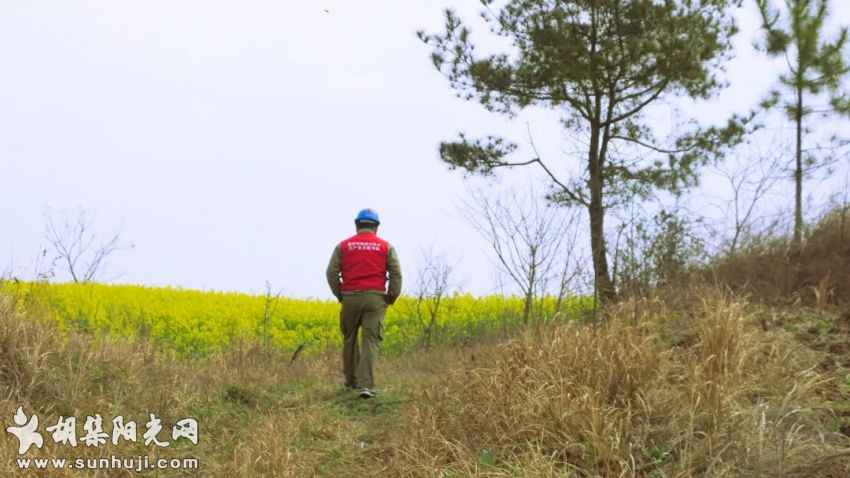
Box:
[323,8,330,14]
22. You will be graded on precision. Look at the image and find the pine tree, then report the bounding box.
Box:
[420,0,749,302]
[755,0,850,251]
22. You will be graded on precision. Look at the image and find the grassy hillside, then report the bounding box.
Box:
[1,286,848,477]
[708,205,850,306]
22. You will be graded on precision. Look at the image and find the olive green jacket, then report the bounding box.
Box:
[326,230,402,304]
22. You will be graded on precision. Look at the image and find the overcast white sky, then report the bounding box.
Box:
[2,1,848,298]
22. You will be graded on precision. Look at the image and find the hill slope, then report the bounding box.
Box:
[1,289,848,477]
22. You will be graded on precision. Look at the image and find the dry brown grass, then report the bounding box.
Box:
[0,290,364,477]
[386,288,850,477]
[1,286,848,477]
[709,206,850,306]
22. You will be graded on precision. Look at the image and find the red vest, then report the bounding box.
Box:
[339,232,389,293]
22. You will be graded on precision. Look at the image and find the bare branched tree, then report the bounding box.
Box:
[710,142,786,257]
[551,215,585,319]
[43,208,132,283]
[259,280,283,351]
[409,247,455,349]
[461,186,579,324]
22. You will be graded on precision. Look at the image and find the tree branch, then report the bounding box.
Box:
[605,80,670,126]
[609,135,694,154]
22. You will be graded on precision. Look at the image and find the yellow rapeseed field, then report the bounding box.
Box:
[2,281,592,357]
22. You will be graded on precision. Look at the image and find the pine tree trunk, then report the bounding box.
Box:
[793,86,804,252]
[588,125,615,304]
[589,200,614,304]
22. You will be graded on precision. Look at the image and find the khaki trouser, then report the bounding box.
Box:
[340,293,387,389]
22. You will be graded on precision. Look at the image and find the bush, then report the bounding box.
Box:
[614,209,707,298]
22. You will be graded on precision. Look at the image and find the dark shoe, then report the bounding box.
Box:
[358,388,376,399]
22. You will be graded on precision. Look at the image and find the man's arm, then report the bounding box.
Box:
[326,244,342,302]
[386,245,402,304]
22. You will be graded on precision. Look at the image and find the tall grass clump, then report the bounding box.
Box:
[390,288,850,477]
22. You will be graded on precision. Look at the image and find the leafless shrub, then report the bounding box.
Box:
[43,208,132,283]
[543,211,585,320]
[407,247,456,349]
[708,141,786,258]
[259,280,283,351]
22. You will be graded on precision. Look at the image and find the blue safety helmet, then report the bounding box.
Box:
[355,208,380,225]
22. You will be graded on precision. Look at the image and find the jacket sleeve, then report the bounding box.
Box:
[326,244,342,301]
[386,245,402,304]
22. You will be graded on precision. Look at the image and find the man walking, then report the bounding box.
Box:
[326,209,402,399]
